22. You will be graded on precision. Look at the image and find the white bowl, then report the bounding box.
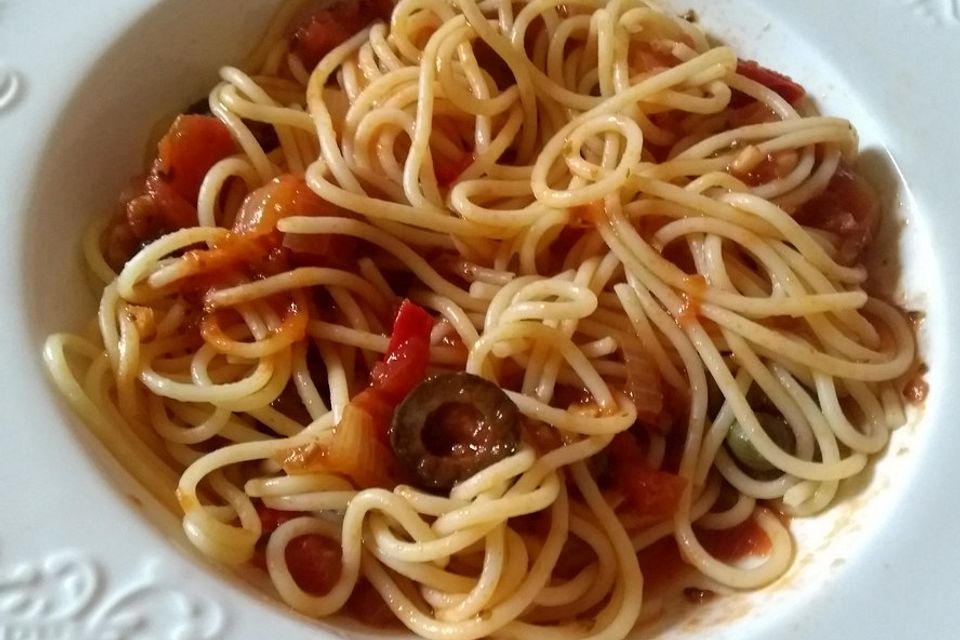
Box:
[2,0,957,638]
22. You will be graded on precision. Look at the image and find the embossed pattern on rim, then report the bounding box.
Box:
[901,0,960,25]
[0,65,23,113]
[0,552,224,639]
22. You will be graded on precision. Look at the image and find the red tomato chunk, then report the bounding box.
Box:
[103,115,236,269]
[369,299,434,406]
[609,433,686,520]
[290,0,394,70]
[736,60,806,104]
[793,165,878,266]
[285,534,343,595]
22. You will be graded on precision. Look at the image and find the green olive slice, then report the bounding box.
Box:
[726,412,795,473]
[389,372,520,492]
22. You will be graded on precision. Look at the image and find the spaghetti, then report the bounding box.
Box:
[44,0,920,638]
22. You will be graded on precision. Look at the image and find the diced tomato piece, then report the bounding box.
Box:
[792,164,878,265]
[157,115,237,204]
[280,300,431,489]
[629,40,679,71]
[145,175,201,231]
[649,109,687,133]
[284,534,343,595]
[610,433,686,520]
[735,60,806,104]
[617,465,687,520]
[636,537,686,595]
[102,219,142,271]
[370,335,431,405]
[385,299,434,355]
[434,153,473,188]
[368,300,433,404]
[609,432,646,470]
[696,517,772,561]
[570,201,606,227]
[290,0,394,70]
[347,579,399,628]
[102,115,236,269]
[728,101,779,128]
[256,503,302,534]
[731,149,799,187]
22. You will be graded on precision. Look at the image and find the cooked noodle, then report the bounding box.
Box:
[44,0,918,638]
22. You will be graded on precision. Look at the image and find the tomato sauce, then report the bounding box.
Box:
[284,534,343,595]
[434,152,475,188]
[93,6,926,631]
[629,41,680,73]
[793,164,878,266]
[103,115,237,270]
[346,579,402,629]
[637,514,780,602]
[733,60,806,106]
[637,537,687,595]
[730,149,799,187]
[256,502,303,534]
[289,0,394,70]
[609,433,686,520]
[902,358,930,405]
[678,274,708,327]
[696,516,773,562]
[904,376,929,404]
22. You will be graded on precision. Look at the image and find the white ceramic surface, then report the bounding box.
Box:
[1,1,957,638]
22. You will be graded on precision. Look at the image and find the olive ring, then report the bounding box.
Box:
[389,372,520,492]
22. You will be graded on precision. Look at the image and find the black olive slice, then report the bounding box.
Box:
[389,372,520,492]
